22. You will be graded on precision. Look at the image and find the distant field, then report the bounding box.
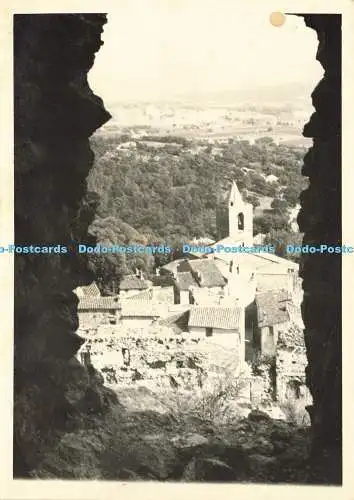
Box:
[169,126,310,147]
[97,124,310,148]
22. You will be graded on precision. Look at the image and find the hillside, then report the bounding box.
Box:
[89,133,305,238]
[86,132,305,289]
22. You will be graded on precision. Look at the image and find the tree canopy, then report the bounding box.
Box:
[87,132,306,290]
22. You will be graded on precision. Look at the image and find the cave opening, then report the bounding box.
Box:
[13,12,342,485]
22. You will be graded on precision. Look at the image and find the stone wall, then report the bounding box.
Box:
[78,310,117,329]
[256,273,294,293]
[274,322,309,402]
[14,14,117,477]
[120,317,156,329]
[152,285,175,304]
[276,348,309,401]
[297,14,342,484]
[78,334,241,390]
[191,287,224,306]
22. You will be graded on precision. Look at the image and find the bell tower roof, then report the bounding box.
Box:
[229,180,243,206]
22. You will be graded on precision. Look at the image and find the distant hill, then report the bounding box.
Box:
[174,83,313,107]
[106,82,313,116]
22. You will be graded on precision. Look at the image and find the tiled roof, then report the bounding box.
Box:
[78,296,120,311]
[75,281,101,297]
[175,271,198,291]
[255,289,290,327]
[125,289,153,301]
[161,259,185,273]
[119,275,149,290]
[188,306,241,330]
[160,310,189,331]
[120,303,160,318]
[188,260,226,288]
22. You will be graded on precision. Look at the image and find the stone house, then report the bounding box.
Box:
[77,296,121,329]
[119,302,164,329]
[252,289,291,357]
[245,291,310,405]
[174,271,197,305]
[167,259,226,305]
[188,305,245,361]
[119,274,151,298]
[117,284,173,330]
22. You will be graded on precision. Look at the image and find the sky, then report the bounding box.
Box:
[88,0,323,103]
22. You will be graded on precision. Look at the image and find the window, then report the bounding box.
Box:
[238,212,244,230]
[206,327,213,337]
[109,310,117,324]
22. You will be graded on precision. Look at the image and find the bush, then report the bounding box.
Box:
[151,365,249,426]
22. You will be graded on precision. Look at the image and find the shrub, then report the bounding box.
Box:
[151,364,249,426]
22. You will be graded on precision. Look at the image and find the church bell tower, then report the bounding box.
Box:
[228,181,253,245]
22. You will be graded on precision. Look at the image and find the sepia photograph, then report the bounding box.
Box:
[3,0,349,495]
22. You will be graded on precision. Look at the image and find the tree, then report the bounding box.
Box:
[282,185,301,207]
[271,198,288,212]
[87,216,155,293]
[264,229,303,262]
[255,136,274,147]
[253,213,290,235]
[245,194,260,208]
[87,131,306,261]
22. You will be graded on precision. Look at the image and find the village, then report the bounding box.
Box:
[75,180,311,419]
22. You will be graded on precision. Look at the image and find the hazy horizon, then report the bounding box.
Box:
[88,1,323,106]
[102,82,316,106]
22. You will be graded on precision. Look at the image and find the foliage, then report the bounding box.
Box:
[251,352,276,377]
[245,193,260,207]
[152,364,248,426]
[264,229,303,262]
[87,216,154,293]
[253,213,290,234]
[89,133,305,240]
[88,133,306,288]
[271,198,288,212]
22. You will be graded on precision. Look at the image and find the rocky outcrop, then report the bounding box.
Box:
[33,406,311,482]
[14,14,115,477]
[297,14,342,484]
